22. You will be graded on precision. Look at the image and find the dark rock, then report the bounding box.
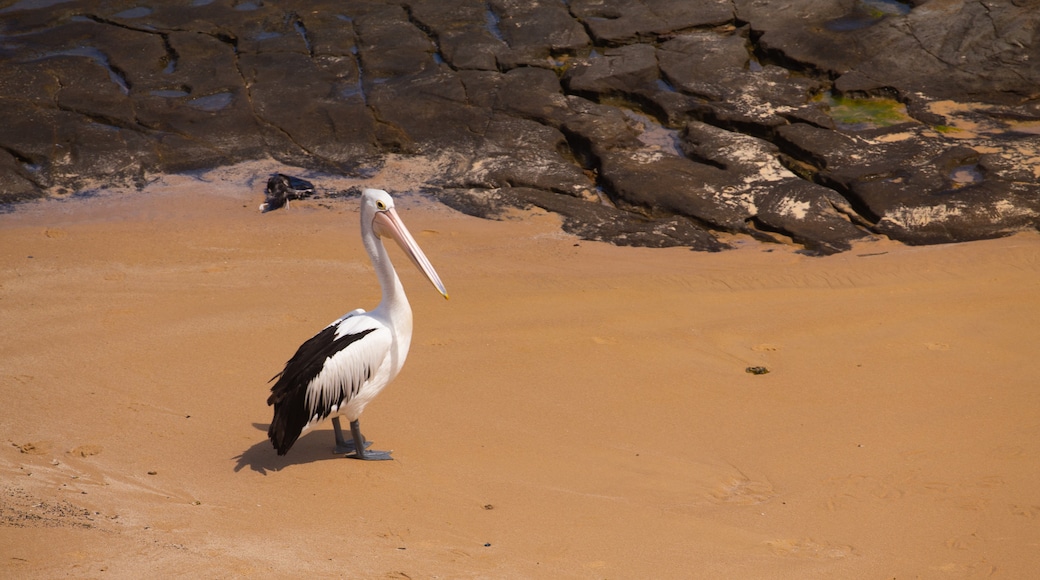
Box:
[439,186,727,252]
[0,150,42,204]
[407,0,508,71]
[435,116,594,198]
[657,32,751,89]
[240,51,378,171]
[488,0,589,67]
[492,68,572,122]
[755,179,872,255]
[354,5,439,80]
[559,96,645,155]
[599,150,739,227]
[563,44,660,102]
[366,70,490,152]
[734,0,1040,104]
[0,0,1036,252]
[682,121,870,253]
[569,0,734,44]
[777,121,1040,245]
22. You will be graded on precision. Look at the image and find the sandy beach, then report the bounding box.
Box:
[1,163,1039,578]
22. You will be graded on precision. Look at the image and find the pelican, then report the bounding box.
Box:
[267,189,448,460]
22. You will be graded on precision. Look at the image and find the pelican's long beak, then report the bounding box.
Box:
[373,208,449,299]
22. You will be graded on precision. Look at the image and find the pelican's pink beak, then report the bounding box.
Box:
[373,207,449,299]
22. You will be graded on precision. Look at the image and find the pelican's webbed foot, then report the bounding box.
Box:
[332,416,372,454]
[340,418,392,461]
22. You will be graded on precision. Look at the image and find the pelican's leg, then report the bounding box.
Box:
[332,416,371,454]
[348,419,392,461]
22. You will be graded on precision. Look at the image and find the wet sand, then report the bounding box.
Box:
[2,164,1039,578]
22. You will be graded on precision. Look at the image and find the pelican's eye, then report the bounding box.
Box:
[375,200,387,211]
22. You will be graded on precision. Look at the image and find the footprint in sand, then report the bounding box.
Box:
[14,441,53,455]
[43,228,67,239]
[944,532,981,551]
[766,538,854,559]
[710,477,776,505]
[1009,504,1040,519]
[67,444,103,458]
[751,343,781,352]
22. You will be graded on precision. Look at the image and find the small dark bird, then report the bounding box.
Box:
[259,173,315,212]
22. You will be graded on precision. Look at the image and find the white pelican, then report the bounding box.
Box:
[267,189,448,460]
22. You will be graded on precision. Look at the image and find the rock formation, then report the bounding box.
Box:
[1,0,1037,253]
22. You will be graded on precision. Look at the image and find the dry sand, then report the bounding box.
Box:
[1,163,1039,578]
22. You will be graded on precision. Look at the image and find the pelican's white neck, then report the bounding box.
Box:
[369,235,409,313]
[365,231,414,367]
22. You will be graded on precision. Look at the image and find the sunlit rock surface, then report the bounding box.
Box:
[1,0,1037,253]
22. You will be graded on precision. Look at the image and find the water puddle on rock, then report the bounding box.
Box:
[187,92,233,112]
[484,3,506,43]
[825,0,912,31]
[150,88,190,98]
[113,6,152,19]
[620,109,684,157]
[0,0,74,13]
[949,164,984,188]
[815,91,914,131]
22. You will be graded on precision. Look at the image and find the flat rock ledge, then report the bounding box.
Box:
[1,0,1038,254]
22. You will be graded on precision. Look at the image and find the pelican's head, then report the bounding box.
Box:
[362,189,449,299]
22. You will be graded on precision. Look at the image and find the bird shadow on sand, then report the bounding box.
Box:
[233,422,348,475]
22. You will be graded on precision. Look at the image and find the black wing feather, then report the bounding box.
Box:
[267,325,376,455]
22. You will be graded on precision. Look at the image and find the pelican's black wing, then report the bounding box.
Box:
[266,318,379,455]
